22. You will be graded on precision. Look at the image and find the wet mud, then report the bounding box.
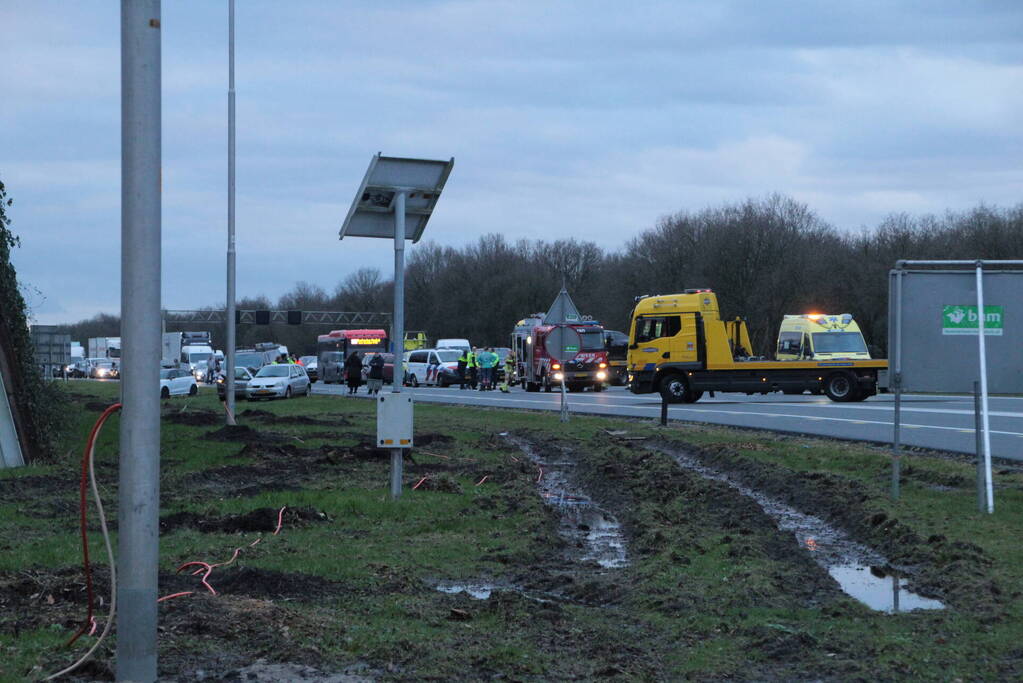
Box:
[507,436,628,571]
[682,439,1006,614]
[202,424,285,443]
[656,444,944,613]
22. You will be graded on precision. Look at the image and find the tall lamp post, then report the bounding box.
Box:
[224,0,237,425]
[339,154,454,499]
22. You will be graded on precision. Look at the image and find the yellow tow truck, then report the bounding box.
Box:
[626,290,888,403]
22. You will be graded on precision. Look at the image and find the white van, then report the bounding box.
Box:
[405,348,463,387]
[435,338,470,353]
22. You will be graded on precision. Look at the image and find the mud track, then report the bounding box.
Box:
[678,439,1006,614]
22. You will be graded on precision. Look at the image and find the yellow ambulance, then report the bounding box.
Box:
[775,314,871,361]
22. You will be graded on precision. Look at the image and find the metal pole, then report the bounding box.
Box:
[891,271,903,501]
[660,398,668,426]
[224,0,237,425]
[118,2,161,680]
[974,381,985,513]
[560,375,568,422]
[390,191,406,499]
[976,262,994,513]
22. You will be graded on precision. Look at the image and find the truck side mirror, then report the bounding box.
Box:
[629,343,638,350]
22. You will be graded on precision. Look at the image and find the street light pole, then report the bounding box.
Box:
[118,1,161,679]
[225,0,237,425]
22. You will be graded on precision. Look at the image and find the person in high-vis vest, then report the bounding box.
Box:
[499,352,516,393]
[457,349,470,390]
[467,348,479,390]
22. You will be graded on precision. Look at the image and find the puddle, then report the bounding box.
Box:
[429,579,559,604]
[507,436,628,570]
[435,581,496,600]
[657,446,944,614]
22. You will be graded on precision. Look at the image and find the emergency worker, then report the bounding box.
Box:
[478,347,497,391]
[457,349,470,389]
[467,348,479,390]
[500,352,516,393]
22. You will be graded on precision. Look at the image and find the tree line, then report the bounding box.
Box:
[57,195,1023,357]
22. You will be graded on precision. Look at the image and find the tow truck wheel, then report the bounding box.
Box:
[824,372,858,402]
[658,374,688,404]
[593,383,604,392]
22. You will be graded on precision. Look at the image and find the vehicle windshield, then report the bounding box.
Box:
[234,367,250,379]
[436,351,461,362]
[188,352,212,363]
[811,332,868,354]
[300,356,316,365]
[578,329,605,351]
[493,348,511,361]
[255,366,290,378]
[159,369,172,379]
[235,352,262,369]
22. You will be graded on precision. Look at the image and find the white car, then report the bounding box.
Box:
[160,368,198,398]
[246,364,310,400]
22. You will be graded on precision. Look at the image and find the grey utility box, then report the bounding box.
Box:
[377,393,413,448]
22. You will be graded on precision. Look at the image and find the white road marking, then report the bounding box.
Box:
[391,390,1023,438]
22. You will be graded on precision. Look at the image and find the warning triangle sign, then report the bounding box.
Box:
[543,287,582,325]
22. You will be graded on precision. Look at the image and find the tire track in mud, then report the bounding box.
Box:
[429,434,630,606]
[651,444,944,613]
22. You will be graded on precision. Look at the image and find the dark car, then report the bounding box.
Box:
[361,352,395,384]
[319,351,345,383]
[217,366,254,400]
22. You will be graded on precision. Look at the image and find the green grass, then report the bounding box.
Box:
[2,381,1022,680]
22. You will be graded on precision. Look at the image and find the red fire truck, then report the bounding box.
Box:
[510,315,609,392]
[316,329,389,383]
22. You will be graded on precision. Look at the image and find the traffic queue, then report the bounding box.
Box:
[84,286,887,405]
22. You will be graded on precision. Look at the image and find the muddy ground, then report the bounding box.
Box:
[3,390,1022,680]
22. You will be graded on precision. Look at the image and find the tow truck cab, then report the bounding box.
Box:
[775,314,871,361]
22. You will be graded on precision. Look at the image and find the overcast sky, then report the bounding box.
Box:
[3,1,1022,324]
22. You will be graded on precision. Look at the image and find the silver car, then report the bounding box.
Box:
[246,364,310,400]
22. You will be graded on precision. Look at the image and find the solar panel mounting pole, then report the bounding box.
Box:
[118,1,162,679]
[390,190,406,499]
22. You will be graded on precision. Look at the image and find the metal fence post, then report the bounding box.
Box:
[118,1,162,679]
[974,381,984,513]
[975,262,994,513]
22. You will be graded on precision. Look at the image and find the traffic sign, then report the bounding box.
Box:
[545,325,581,362]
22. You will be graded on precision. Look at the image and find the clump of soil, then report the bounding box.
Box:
[160,506,329,534]
[203,424,283,443]
[416,433,454,446]
[164,409,222,426]
[415,474,463,494]
[239,409,346,427]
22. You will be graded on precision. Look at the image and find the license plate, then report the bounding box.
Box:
[257,390,273,395]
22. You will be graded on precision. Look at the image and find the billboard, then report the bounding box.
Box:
[888,269,1023,394]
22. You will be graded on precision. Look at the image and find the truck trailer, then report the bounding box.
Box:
[627,290,887,403]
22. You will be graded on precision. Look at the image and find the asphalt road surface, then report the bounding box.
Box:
[312,382,1023,462]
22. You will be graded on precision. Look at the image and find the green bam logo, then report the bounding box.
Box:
[942,305,1003,336]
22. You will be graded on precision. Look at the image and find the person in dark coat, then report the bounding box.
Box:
[344,351,363,395]
[367,353,385,395]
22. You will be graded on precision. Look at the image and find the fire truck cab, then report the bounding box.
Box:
[511,315,610,392]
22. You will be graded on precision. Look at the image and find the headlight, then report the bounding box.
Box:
[553,372,564,381]
[596,371,607,380]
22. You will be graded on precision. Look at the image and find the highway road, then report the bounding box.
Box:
[312,382,1023,462]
